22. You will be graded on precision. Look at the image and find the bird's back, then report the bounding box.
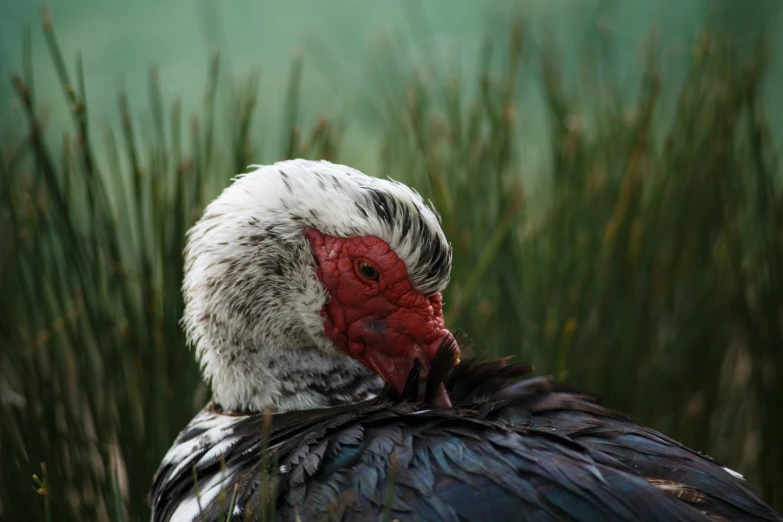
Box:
[150,359,781,522]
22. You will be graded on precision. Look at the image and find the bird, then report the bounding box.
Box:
[150,159,781,522]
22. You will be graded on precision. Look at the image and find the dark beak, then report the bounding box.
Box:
[363,331,458,408]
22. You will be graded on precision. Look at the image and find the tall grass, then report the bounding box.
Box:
[1,8,781,521]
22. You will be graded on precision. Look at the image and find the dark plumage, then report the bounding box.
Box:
[151,349,781,522]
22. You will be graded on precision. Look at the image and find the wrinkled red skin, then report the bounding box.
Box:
[303,227,455,407]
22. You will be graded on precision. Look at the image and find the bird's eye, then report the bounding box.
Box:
[355,260,380,282]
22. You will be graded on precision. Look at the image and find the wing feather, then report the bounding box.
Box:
[150,358,781,522]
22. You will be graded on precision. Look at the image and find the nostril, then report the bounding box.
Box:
[363,319,389,338]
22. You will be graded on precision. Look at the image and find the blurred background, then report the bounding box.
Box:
[1,0,781,519]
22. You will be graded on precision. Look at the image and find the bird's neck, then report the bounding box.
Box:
[207,343,384,413]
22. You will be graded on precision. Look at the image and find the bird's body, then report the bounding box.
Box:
[152,358,779,521]
[151,159,780,521]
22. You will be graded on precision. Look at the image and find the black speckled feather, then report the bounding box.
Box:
[151,352,781,522]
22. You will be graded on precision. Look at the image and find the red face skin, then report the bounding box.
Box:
[303,227,456,408]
